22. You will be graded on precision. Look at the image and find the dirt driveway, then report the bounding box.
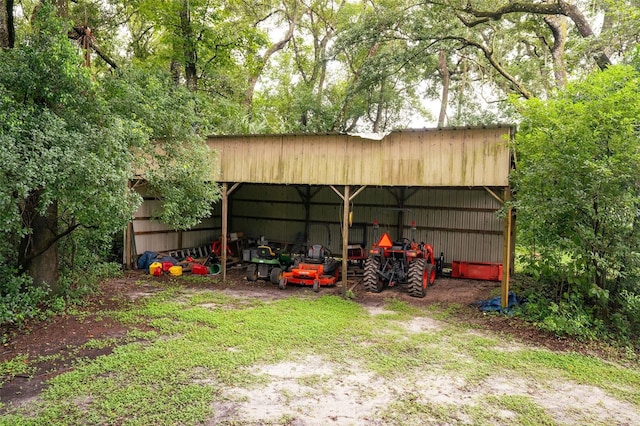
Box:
[1,267,637,425]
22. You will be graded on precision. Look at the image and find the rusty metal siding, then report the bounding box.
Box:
[207,127,511,187]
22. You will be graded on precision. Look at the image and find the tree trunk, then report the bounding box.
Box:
[242,7,297,111]
[543,16,568,89]
[170,60,182,86]
[6,1,62,293]
[458,0,612,70]
[18,192,60,293]
[437,49,450,127]
[372,79,385,133]
[179,0,197,91]
[0,0,14,48]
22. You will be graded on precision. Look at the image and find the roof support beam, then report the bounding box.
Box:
[295,186,323,247]
[349,185,367,201]
[484,186,504,204]
[483,185,515,309]
[341,185,350,298]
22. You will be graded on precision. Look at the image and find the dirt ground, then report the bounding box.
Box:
[0,266,631,424]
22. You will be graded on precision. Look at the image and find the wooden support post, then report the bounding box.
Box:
[501,187,513,309]
[124,221,133,269]
[342,185,350,298]
[221,182,228,281]
[124,180,134,270]
[219,182,241,280]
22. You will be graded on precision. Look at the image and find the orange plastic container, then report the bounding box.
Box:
[191,264,209,275]
[451,261,503,281]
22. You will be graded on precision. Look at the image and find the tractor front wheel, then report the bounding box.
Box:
[363,257,384,293]
[313,280,319,292]
[246,264,258,281]
[278,277,287,290]
[408,259,429,298]
[270,267,283,284]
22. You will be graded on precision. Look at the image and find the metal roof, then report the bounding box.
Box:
[206,126,514,187]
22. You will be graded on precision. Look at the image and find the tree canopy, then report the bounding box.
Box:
[0,2,219,293]
[8,0,631,132]
[512,64,640,339]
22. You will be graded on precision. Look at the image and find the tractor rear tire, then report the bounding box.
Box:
[427,262,436,285]
[270,267,282,284]
[246,264,258,281]
[363,257,384,293]
[408,259,428,298]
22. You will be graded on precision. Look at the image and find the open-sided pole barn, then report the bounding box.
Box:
[129,126,515,306]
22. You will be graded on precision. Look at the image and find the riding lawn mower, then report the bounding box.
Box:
[279,244,339,292]
[246,245,293,284]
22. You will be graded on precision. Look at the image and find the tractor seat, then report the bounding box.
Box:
[257,245,276,259]
[307,244,325,262]
[392,240,410,250]
[323,258,338,275]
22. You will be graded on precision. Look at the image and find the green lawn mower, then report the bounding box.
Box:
[245,245,293,284]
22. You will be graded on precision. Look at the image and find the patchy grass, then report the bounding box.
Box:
[484,394,555,425]
[0,355,36,386]
[0,284,638,425]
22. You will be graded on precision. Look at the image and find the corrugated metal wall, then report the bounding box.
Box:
[133,184,504,264]
[229,184,504,264]
[132,184,222,255]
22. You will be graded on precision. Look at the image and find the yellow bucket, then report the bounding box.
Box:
[169,265,183,276]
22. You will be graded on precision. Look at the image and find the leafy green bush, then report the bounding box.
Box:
[0,269,50,327]
[512,264,607,341]
[516,288,604,341]
[615,290,640,341]
[58,262,123,303]
[511,66,640,346]
[514,266,640,345]
[0,257,122,330]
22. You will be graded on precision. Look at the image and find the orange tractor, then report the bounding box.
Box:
[363,214,439,298]
[279,244,339,292]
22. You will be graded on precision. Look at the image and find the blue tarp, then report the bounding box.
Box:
[137,251,158,271]
[137,251,179,271]
[475,291,521,313]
